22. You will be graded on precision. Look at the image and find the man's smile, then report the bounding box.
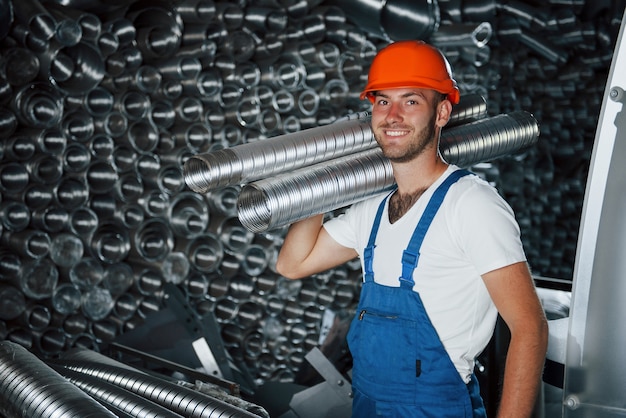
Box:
[383,129,410,137]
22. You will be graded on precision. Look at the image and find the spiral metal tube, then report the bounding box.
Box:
[49,365,185,418]
[447,93,488,127]
[429,22,493,48]
[49,358,262,418]
[183,111,373,193]
[0,341,117,418]
[325,0,440,41]
[237,147,394,233]
[184,94,487,194]
[55,347,269,417]
[237,111,539,232]
[440,110,539,167]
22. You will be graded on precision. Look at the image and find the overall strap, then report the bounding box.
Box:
[363,189,395,283]
[400,169,472,289]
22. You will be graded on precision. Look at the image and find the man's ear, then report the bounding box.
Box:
[435,99,452,128]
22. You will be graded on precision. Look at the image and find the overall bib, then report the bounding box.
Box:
[347,169,487,418]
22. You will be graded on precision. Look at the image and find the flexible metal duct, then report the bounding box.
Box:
[55,347,270,417]
[440,110,540,166]
[429,22,493,48]
[184,94,487,193]
[237,110,539,232]
[0,340,117,418]
[49,358,263,418]
[237,147,394,233]
[49,365,185,418]
[183,111,374,193]
[325,0,440,41]
[448,93,488,126]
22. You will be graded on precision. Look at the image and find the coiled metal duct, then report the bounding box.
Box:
[429,22,493,48]
[441,110,539,167]
[184,111,374,193]
[54,347,270,418]
[237,147,394,233]
[237,111,539,232]
[49,358,263,418]
[325,0,440,41]
[0,340,117,418]
[184,94,487,193]
[447,93,488,127]
[48,365,185,418]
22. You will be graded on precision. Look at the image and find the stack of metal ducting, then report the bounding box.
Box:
[0,340,268,417]
[184,105,540,232]
[0,0,622,410]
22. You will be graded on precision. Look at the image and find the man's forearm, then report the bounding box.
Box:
[497,324,548,417]
[275,214,325,279]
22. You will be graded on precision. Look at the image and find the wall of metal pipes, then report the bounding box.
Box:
[0,0,624,411]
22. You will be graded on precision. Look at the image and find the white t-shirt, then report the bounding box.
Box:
[324,165,527,383]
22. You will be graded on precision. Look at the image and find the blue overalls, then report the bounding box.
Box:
[347,169,487,417]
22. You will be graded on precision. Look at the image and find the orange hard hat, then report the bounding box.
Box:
[360,40,460,104]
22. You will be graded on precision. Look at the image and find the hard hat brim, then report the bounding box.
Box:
[360,80,460,104]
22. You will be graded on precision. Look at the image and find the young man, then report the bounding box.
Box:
[276,40,548,417]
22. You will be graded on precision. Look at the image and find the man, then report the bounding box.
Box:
[275,40,548,417]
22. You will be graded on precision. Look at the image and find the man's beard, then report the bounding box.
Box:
[374,113,438,163]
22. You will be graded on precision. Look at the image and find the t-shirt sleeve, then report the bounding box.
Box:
[450,180,527,276]
[323,192,388,252]
[323,204,361,250]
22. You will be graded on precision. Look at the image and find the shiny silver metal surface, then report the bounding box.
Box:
[183,112,374,193]
[54,366,185,418]
[52,350,261,417]
[238,111,539,232]
[0,341,117,417]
